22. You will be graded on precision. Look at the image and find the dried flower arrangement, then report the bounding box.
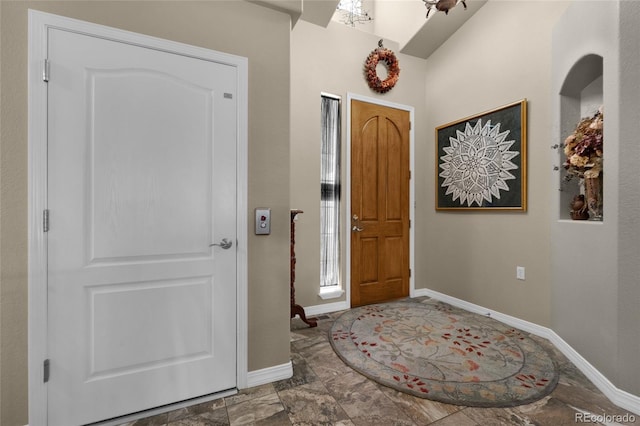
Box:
[563,106,603,180]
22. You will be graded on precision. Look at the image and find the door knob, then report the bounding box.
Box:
[210,238,233,249]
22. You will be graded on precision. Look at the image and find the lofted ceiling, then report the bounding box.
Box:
[252,0,487,59]
[400,0,487,58]
[249,0,340,28]
[301,0,343,27]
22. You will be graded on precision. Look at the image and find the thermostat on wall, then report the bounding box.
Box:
[255,208,271,235]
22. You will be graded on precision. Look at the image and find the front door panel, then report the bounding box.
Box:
[351,100,410,307]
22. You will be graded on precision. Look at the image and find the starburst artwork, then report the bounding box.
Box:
[439,120,518,206]
[436,100,527,210]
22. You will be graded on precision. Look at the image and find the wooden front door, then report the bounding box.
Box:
[350,100,410,307]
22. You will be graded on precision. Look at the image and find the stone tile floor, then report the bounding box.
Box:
[120,303,638,426]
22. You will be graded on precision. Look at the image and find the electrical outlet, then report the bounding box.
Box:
[516,266,525,280]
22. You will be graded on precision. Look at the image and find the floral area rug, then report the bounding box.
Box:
[329,300,558,407]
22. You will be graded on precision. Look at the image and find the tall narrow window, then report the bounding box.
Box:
[320,95,341,293]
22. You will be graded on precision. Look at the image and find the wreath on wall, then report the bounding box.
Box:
[364,40,400,94]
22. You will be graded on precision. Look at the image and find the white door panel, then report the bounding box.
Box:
[89,277,214,377]
[90,69,214,261]
[47,28,237,425]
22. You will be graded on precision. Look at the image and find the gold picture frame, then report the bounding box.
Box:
[435,99,527,211]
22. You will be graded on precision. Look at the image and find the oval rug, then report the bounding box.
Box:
[329,300,558,407]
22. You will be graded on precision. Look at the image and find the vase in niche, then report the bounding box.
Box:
[584,175,603,221]
[570,194,589,220]
[562,106,603,221]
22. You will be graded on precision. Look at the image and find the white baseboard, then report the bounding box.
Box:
[546,331,640,416]
[416,288,640,416]
[246,361,293,389]
[414,288,546,336]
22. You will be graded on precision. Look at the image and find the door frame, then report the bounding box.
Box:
[345,93,415,308]
[27,10,248,425]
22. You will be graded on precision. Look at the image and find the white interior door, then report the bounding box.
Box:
[46,27,238,425]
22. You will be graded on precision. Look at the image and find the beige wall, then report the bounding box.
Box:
[290,20,428,308]
[617,0,640,397]
[0,2,291,424]
[551,0,640,397]
[421,0,570,326]
[2,1,637,424]
[291,2,569,327]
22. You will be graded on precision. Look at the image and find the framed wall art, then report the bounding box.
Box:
[435,99,527,211]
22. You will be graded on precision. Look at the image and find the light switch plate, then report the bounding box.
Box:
[255,208,271,235]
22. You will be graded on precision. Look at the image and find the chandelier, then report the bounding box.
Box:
[423,0,467,18]
[337,0,373,27]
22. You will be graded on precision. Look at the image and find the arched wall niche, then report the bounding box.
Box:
[558,54,603,220]
[550,0,640,407]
